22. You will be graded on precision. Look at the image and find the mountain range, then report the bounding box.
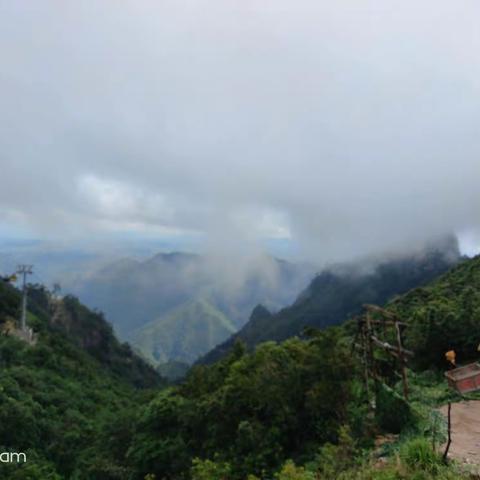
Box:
[68,252,315,369]
[0,237,462,375]
[199,236,461,364]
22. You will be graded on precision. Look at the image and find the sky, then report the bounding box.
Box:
[1,0,480,264]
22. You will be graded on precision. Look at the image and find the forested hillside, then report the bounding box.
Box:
[0,281,162,479]
[392,254,480,369]
[201,238,460,364]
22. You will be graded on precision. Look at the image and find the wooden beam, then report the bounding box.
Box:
[370,335,414,357]
[358,318,408,327]
[363,304,398,319]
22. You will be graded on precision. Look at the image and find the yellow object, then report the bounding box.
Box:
[445,350,456,366]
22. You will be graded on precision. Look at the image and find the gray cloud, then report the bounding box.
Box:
[1,0,480,263]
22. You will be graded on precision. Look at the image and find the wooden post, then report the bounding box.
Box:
[366,312,379,407]
[361,324,370,401]
[443,402,452,463]
[395,319,409,400]
[350,318,361,357]
[366,313,374,377]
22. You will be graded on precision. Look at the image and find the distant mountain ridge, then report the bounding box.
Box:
[199,236,462,364]
[69,252,315,366]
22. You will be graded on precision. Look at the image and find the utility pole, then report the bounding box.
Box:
[16,265,33,332]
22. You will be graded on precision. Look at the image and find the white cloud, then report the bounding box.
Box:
[1,0,480,261]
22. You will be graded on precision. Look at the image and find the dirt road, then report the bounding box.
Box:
[440,400,480,466]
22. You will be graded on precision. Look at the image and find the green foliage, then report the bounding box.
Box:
[191,458,232,480]
[399,438,442,474]
[157,360,190,382]
[125,390,191,479]
[0,451,62,479]
[376,384,414,434]
[336,462,468,480]
[389,255,480,369]
[301,425,358,478]
[274,460,315,480]
[60,294,161,388]
[124,328,356,479]
[0,280,20,321]
[0,283,161,479]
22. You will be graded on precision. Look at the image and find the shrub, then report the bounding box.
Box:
[376,383,413,433]
[399,437,442,474]
[191,458,232,480]
[274,460,315,480]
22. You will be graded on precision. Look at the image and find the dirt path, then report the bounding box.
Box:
[440,400,480,466]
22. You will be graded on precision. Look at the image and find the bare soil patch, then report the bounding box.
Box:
[440,400,480,466]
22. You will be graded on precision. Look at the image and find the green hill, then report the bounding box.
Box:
[133,298,236,365]
[0,280,162,479]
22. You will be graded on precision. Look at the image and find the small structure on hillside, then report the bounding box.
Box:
[0,317,37,345]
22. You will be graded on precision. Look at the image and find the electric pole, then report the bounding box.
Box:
[16,265,33,332]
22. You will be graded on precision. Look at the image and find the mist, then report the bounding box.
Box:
[1,0,480,265]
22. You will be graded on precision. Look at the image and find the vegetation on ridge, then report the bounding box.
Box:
[2,252,480,479]
[201,239,460,365]
[0,281,162,479]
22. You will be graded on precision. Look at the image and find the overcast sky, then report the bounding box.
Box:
[1,0,479,263]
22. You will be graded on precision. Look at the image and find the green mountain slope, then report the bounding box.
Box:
[0,280,162,479]
[133,298,236,365]
[388,253,480,369]
[26,287,161,388]
[200,237,461,364]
